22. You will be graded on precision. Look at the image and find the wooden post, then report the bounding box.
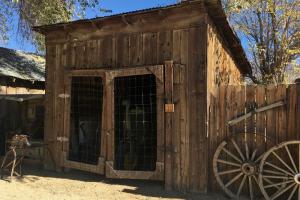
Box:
[164,60,173,190]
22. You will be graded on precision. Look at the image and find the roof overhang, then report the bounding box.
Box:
[204,0,252,76]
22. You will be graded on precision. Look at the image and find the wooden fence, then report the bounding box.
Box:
[207,84,300,191]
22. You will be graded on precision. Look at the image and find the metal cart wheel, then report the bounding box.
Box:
[213,133,273,199]
[259,141,300,200]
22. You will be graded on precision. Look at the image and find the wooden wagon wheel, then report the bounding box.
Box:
[259,141,300,200]
[213,133,273,199]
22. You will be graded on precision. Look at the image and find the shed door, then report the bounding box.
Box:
[105,65,165,180]
[114,74,157,171]
[62,72,106,175]
[68,76,103,165]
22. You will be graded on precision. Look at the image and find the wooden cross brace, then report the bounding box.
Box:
[228,101,285,126]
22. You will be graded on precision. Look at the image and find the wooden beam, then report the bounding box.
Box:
[164,60,174,191]
[228,101,285,126]
[105,161,164,180]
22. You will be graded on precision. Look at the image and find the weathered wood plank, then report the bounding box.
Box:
[287,85,296,140]
[275,85,287,143]
[54,44,65,170]
[158,31,173,64]
[178,30,189,192]
[101,37,115,68]
[105,76,114,163]
[208,92,218,191]
[187,26,207,193]
[116,35,130,67]
[164,60,174,191]
[44,45,57,170]
[129,34,144,66]
[143,33,158,65]
[266,85,277,142]
[172,64,183,190]
[100,74,107,161]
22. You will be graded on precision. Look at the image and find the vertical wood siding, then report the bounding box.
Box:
[44,25,208,193]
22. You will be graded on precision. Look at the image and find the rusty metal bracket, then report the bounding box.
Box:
[228,100,285,126]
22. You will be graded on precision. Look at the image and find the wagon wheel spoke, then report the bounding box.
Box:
[262,175,293,180]
[249,176,254,200]
[264,180,295,189]
[217,159,241,167]
[231,139,245,161]
[263,169,287,176]
[251,149,257,162]
[225,172,243,187]
[287,184,298,200]
[285,145,298,173]
[253,175,259,185]
[271,183,295,200]
[237,175,247,197]
[264,161,294,177]
[222,147,242,163]
[218,168,241,176]
[272,151,296,174]
[255,153,264,163]
[263,177,280,190]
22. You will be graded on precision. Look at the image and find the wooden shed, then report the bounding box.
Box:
[34,0,251,193]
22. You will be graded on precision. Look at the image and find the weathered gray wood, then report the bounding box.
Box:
[228,101,285,126]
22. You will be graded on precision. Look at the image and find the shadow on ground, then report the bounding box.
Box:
[1,163,228,200]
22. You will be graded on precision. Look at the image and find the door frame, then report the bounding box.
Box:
[61,65,165,180]
[105,65,165,180]
[61,69,106,174]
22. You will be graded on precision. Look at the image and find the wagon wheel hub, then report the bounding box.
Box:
[241,162,256,176]
[294,174,300,185]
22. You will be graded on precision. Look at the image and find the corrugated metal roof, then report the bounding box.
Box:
[0,47,45,81]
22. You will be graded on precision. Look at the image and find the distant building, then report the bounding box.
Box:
[0,47,45,157]
[0,47,45,94]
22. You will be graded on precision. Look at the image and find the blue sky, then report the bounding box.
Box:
[1,0,178,53]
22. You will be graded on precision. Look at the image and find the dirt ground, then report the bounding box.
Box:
[0,164,228,200]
